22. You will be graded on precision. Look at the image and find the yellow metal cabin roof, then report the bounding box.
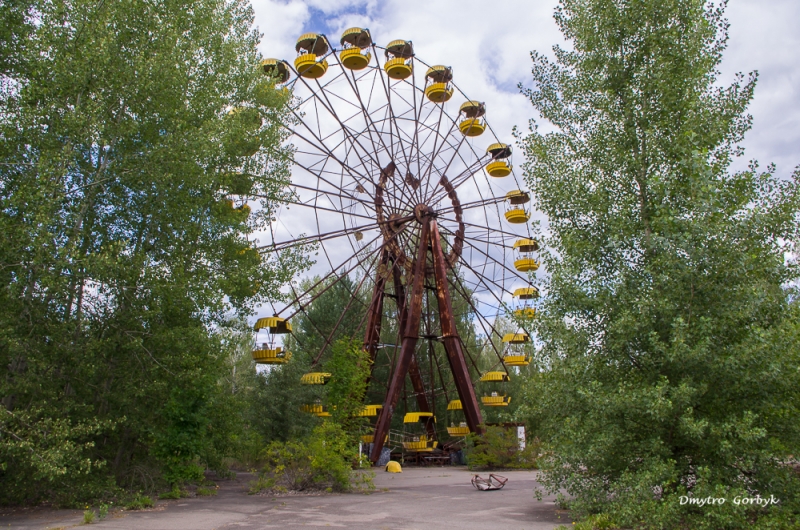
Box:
[459,100,486,118]
[340,27,371,48]
[446,399,463,410]
[486,142,512,159]
[358,404,383,417]
[425,65,453,83]
[513,238,539,252]
[385,39,413,58]
[480,371,510,382]
[403,412,435,423]
[300,372,332,385]
[254,316,292,333]
[296,33,329,55]
[506,190,531,204]
[502,332,530,344]
[513,286,540,299]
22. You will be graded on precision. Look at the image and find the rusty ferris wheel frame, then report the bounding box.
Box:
[258,32,536,463]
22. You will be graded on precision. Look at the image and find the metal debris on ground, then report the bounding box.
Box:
[471,474,508,491]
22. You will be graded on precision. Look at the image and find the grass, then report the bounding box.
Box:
[195,486,217,496]
[82,510,95,524]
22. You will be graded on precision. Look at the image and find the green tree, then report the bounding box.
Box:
[520,0,800,527]
[0,0,304,503]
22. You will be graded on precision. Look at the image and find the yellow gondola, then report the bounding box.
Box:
[480,371,511,407]
[261,58,291,84]
[252,316,292,365]
[446,400,470,435]
[294,33,329,79]
[339,27,372,70]
[458,101,486,136]
[384,39,413,80]
[512,285,538,320]
[502,332,531,366]
[251,345,292,365]
[481,393,511,406]
[485,142,512,177]
[402,412,437,450]
[505,190,531,223]
[513,238,540,272]
[424,65,453,103]
[402,434,439,452]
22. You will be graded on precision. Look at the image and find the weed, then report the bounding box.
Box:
[195,486,217,496]
[125,493,154,510]
[158,488,188,500]
[98,503,109,519]
[82,510,95,524]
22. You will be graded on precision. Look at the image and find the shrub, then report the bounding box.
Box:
[464,426,540,469]
[252,421,372,493]
[124,494,154,510]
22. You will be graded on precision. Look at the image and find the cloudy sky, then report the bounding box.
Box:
[252,0,799,175]
[248,0,800,326]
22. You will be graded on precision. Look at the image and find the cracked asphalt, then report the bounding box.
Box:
[1,468,571,529]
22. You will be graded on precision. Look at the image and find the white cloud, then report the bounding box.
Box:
[249,0,800,321]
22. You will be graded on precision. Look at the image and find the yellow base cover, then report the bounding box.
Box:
[486,160,511,177]
[386,461,402,473]
[503,354,531,366]
[447,426,471,436]
[425,82,453,103]
[514,257,540,272]
[505,208,531,224]
[340,48,371,70]
[384,57,412,80]
[294,54,328,79]
[459,118,485,136]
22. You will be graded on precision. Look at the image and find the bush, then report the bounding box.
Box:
[124,494,154,510]
[464,426,540,470]
[252,421,372,493]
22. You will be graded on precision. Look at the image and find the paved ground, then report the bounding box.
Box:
[0,468,571,530]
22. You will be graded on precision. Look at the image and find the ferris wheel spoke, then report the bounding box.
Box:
[280,221,411,320]
[261,220,384,252]
[446,271,508,371]
[439,217,530,241]
[287,123,380,201]
[302,68,420,209]
[370,55,426,206]
[309,253,381,366]
[332,54,420,208]
[286,181,375,211]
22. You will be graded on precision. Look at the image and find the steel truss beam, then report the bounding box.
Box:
[369,216,483,463]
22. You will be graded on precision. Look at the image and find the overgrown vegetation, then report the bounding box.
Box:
[464,425,540,470]
[0,0,305,505]
[521,0,800,527]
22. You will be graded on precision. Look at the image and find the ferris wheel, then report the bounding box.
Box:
[253,29,540,463]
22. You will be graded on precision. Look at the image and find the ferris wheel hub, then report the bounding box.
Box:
[413,203,435,224]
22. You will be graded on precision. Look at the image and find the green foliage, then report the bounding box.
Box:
[0,0,303,504]
[97,503,109,519]
[252,421,372,493]
[124,493,153,510]
[325,339,371,437]
[82,509,95,524]
[464,426,539,470]
[195,486,217,496]
[521,0,800,527]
